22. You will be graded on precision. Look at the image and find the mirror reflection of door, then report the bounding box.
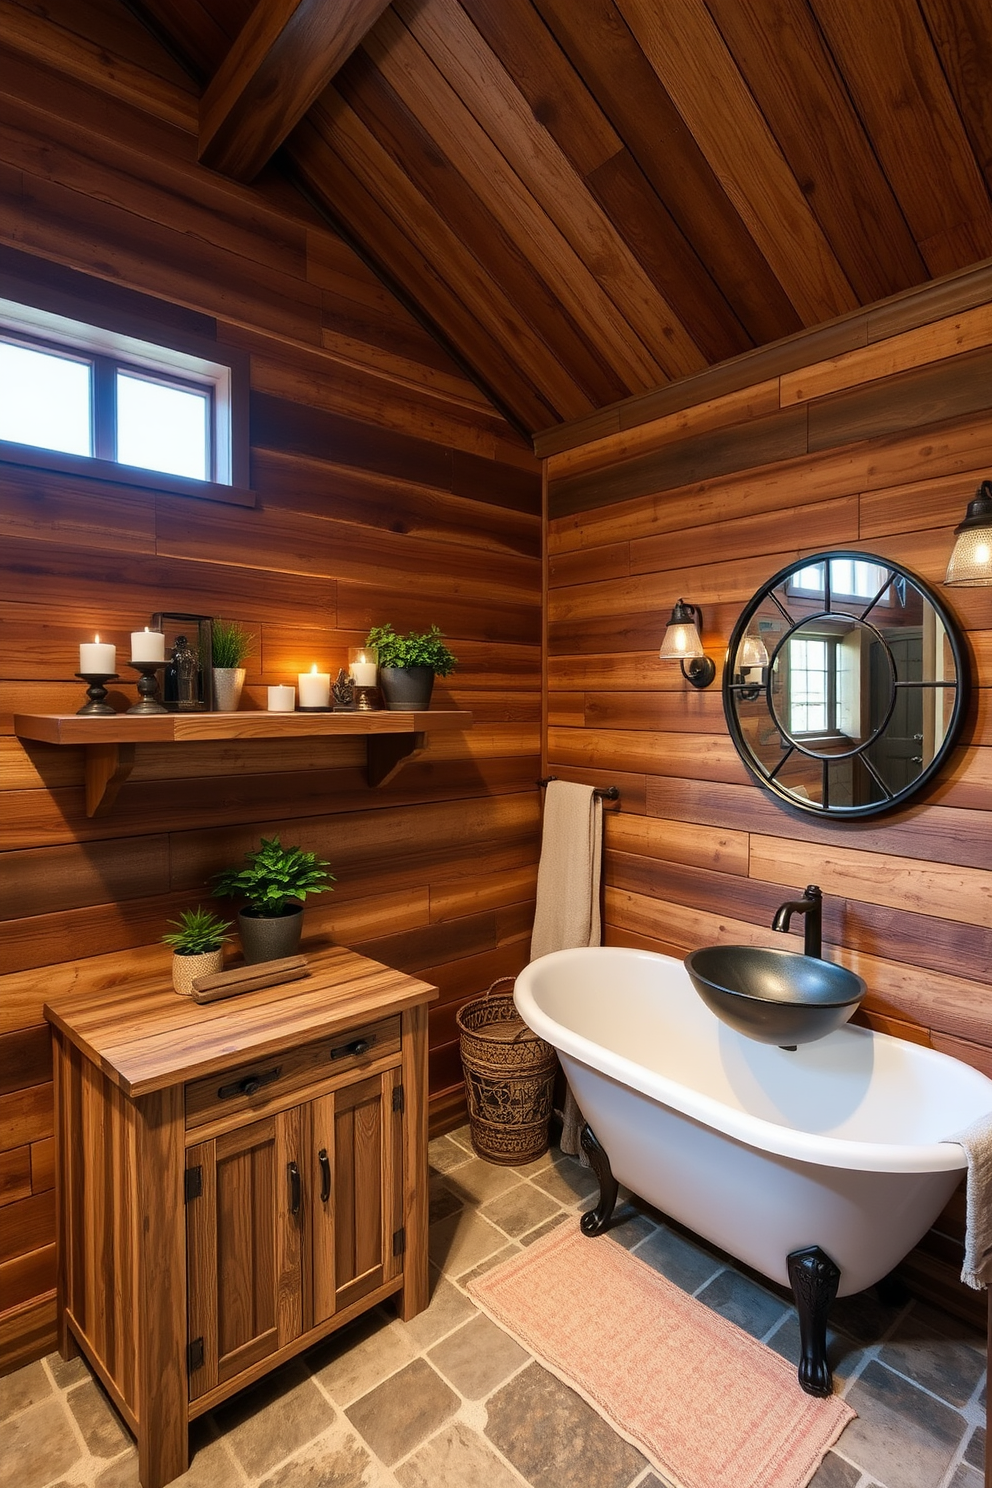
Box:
[862,630,923,801]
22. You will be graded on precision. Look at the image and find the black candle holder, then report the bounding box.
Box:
[354,686,381,712]
[75,673,120,717]
[126,661,168,715]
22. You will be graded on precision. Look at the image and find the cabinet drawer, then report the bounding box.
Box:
[185,1015,401,1130]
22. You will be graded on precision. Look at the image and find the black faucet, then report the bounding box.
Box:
[772,885,823,959]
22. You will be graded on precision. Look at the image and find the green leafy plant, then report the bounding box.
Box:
[161,906,233,956]
[212,836,334,918]
[212,617,254,669]
[365,624,457,676]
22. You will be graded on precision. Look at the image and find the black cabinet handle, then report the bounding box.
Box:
[288,1161,301,1216]
[318,1148,331,1204]
[330,1035,375,1061]
[217,1065,281,1101]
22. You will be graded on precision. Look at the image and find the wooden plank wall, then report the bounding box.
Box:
[0,5,541,1370]
[545,272,992,1321]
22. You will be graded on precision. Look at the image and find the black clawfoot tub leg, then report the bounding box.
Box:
[579,1124,619,1236]
[787,1245,841,1397]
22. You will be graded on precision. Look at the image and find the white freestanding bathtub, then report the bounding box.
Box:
[514,947,992,1305]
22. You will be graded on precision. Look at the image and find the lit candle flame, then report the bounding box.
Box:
[311,663,318,674]
[94,634,100,643]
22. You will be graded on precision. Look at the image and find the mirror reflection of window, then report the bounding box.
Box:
[788,559,893,603]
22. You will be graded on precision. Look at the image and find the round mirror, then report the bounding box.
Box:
[723,552,969,817]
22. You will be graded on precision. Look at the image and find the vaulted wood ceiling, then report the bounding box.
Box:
[132,0,992,438]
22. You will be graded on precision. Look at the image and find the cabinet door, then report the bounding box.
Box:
[186,1107,305,1401]
[310,1067,403,1326]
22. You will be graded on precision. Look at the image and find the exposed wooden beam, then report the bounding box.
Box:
[199,0,393,181]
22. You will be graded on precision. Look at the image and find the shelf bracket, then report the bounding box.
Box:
[85,743,136,817]
[366,732,426,789]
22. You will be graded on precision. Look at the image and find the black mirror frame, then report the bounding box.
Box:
[722,550,970,818]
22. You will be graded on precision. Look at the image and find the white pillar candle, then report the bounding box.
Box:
[298,665,330,708]
[79,635,116,673]
[267,685,296,712]
[349,659,378,686]
[130,627,166,663]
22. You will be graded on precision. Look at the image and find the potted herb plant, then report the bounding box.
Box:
[211,617,254,712]
[365,623,457,711]
[212,835,334,963]
[162,906,233,996]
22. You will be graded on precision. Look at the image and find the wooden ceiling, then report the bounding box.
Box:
[130,0,992,438]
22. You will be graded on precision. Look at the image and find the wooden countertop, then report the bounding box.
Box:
[44,944,438,1098]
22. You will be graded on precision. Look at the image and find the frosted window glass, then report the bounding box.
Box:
[0,341,92,456]
[117,371,209,480]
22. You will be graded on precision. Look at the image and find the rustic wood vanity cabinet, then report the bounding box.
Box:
[45,945,438,1488]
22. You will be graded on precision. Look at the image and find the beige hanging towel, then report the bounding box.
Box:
[529,780,603,1158]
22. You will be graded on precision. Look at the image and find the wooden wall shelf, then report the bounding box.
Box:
[13,710,473,815]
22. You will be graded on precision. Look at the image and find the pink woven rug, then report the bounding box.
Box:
[468,1222,854,1488]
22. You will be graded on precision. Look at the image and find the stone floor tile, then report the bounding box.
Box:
[479,1180,562,1237]
[345,1359,458,1467]
[67,1378,132,1458]
[213,1360,335,1478]
[392,1276,477,1352]
[840,1359,968,1487]
[446,1125,474,1153]
[47,1353,91,1391]
[879,1305,985,1407]
[512,1149,556,1177]
[0,1395,82,1488]
[484,1361,646,1488]
[631,1225,722,1294]
[530,1156,599,1206]
[309,1312,416,1409]
[634,1475,678,1488]
[428,1134,474,1174]
[806,1451,863,1487]
[256,1420,382,1488]
[457,1243,522,1286]
[947,1466,983,1488]
[607,1206,658,1251]
[394,1419,521,1488]
[964,1424,985,1468]
[765,1311,864,1386]
[95,1422,242,1488]
[829,1289,906,1345]
[695,1268,790,1339]
[428,1172,463,1225]
[519,1212,570,1246]
[427,1313,528,1398]
[0,1359,51,1420]
[438,1156,523,1207]
[428,1207,508,1275]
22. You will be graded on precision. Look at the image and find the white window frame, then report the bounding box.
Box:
[0,292,251,507]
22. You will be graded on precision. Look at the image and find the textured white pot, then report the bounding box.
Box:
[172,947,224,997]
[212,667,246,712]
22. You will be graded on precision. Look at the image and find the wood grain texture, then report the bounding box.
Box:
[0,13,541,1367]
[200,0,393,180]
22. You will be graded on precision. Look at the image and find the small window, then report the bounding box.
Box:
[0,294,249,501]
[116,369,210,480]
[0,338,92,457]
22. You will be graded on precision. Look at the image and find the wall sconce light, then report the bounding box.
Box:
[944,480,992,586]
[659,599,716,688]
[736,633,770,700]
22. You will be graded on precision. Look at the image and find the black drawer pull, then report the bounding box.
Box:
[288,1160,301,1216]
[318,1148,331,1204]
[330,1035,375,1061]
[217,1065,281,1101]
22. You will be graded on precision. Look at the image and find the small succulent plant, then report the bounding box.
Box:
[161,906,233,956]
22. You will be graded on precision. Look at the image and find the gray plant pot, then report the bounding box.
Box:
[238,904,304,964]
[378,666,435,711]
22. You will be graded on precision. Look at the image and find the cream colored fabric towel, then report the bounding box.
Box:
[949,1114,992,1289]
[530,780,603,1159]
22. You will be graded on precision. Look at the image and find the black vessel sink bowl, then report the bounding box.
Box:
[684,945,867,1047]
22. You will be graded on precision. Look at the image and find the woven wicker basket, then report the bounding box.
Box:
[457,977,557,1166]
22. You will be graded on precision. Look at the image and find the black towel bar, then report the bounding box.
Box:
[537,775,620,803]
